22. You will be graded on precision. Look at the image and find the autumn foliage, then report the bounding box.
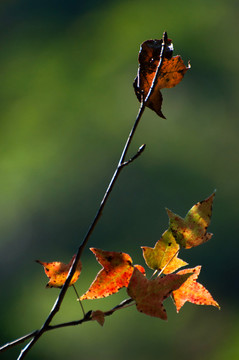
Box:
[1,32,220,359]
[38,193,219,321]
[36,35,219,323]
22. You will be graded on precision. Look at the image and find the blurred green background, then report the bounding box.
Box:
[0,0,238,359]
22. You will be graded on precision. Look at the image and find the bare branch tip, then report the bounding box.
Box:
[138,144,146,153]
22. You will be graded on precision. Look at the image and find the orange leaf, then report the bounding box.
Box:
[172,266,220,312]
[133,36,190,118]
[80,248,145,300]
[127,267,191,320]
[167,192,215,248]
[36,255,82,288]
[91,310,105,326]
[142,229,187,274]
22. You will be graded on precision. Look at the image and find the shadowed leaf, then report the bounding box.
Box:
[127,267,191,320]
[133,36,190,118]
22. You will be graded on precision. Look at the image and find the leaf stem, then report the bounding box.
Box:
[73,285,85,317]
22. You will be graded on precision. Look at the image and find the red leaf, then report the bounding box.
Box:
[80,248,145,300]
[36,255,82,288]
[127,267,191,320]
[133,35,190,118]
[172,266,220,312]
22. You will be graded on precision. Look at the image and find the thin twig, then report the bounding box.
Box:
[73,285,85,317]
[50,298,135,331]
[14,106,145,360]
[121,144,146,166]
[2,31,168,359]
[1,298,135,353]
[0,331,38,353]
[15,91,147,360]
[144,31,168,104]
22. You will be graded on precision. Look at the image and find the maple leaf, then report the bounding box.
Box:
[172,266,220,312]
[36,255,82,288]
[142,229,187,274]
[80,248,145,300]
[133,34,190,118]
[167,192,215,249]
[127,267,191,320]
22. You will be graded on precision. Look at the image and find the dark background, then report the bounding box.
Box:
[0,0,238,359]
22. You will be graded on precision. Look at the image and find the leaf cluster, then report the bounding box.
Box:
[38,193,219,324]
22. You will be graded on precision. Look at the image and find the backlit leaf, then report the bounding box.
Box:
[141,229,187,274]
[127,267,191,320]
[167,192,215,248]
[36,255,82,288]
[133,35,190,118]
[80,248,145,300]
[172,266,220,312]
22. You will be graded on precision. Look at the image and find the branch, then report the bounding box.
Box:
[121,144,146,166]
[1,31,168,359]
[144,31,168,104]
[1,299,134,353]
[15,92,147,360]
[49,298,135,331]
[0,331,38,353]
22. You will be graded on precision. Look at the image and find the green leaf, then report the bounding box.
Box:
[167,192,215,249]
[141,229,187,274]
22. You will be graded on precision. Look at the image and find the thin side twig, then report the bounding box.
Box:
[1,298,135,353]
